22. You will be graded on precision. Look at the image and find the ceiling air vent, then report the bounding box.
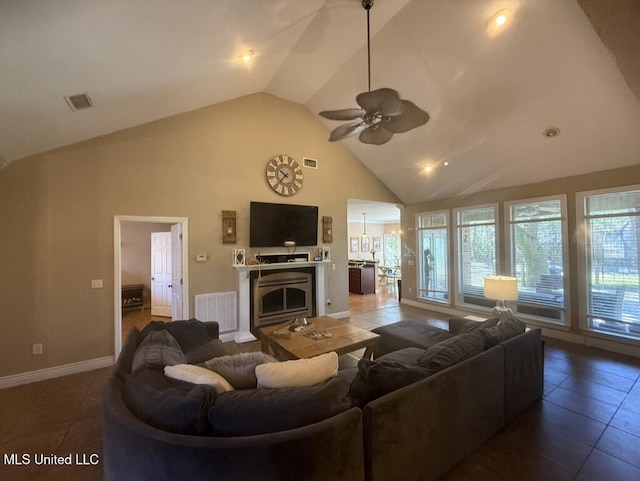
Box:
[64,92,93,112]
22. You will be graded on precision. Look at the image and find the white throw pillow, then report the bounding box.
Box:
[164,364,234,394]
[255,352,339,388]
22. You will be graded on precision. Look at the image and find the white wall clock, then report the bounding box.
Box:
[265,154,303,196]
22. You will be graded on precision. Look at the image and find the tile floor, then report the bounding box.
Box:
[2,299,640,480]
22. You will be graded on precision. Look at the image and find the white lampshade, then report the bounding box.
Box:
[484,276,518,301]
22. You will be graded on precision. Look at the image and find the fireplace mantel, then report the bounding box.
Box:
[233,261,330,343]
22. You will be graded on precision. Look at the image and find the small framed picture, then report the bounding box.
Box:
[362,237,370,253]
[350,237,360,253]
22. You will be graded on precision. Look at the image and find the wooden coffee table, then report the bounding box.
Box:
[259,316,379,360]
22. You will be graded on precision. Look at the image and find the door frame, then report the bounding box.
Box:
[113,215,190,358]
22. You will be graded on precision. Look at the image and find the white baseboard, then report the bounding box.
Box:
[0,356,114,390]
[327,310,350,319]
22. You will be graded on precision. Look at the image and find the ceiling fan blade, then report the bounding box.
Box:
[356,88,404,116]
[328,122,367,142]
[319,108,367,121]
[359,124,394,145]
[384,100,430,133]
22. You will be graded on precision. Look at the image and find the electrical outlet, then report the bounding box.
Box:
[91,279,103,289]
[32,343,43,355]
[327,298,331,305]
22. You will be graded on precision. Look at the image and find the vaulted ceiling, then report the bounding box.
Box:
[1,0,639,204]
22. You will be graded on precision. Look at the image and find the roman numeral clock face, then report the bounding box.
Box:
[265,155,303,196]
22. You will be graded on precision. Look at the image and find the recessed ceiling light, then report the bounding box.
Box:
[543,127,560,138]
[240,50,253,62]
[443,161,449,166]
[424,165,433,173]
[488,9,511,35]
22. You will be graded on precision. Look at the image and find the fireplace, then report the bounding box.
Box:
[251,267,316,330]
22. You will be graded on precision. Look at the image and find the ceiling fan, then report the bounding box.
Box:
[319,0,430,145]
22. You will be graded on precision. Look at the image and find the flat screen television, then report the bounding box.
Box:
[250,201,318,247]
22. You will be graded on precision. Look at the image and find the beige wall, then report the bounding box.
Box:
[400,164,640,341]
[0,93,399,378]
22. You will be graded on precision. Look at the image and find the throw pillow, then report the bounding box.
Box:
[164,319,211,352]
[208,376,351,436]
[255,352,338,388]
[114,327,140,380]
[205,352,277,389]
[185,339,228,364]
[417,331,485,375]
[348,358,431,407]
[124,369,214,435]
[131,329,186,373]
[458,317,499,334]
[164,364,234,395]
[482,317,526,347]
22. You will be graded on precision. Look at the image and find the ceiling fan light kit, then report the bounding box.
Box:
[319,0,429,145]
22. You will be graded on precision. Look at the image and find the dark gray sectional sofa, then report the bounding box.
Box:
[103,320,364,481]
[363,318,544,480]
[103,316,544,481]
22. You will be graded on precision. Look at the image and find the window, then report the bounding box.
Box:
[455,206,498,309]
[383,232,401,268]
[579,187,640,338]
[417,211,449,303]
[506,196,568,324]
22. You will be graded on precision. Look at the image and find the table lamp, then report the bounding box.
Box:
[484,276,518,321]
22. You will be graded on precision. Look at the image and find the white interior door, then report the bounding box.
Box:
[151,232,172,317]
[171,223,184,320]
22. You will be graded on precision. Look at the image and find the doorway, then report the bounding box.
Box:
[347,199,402,314]
[113,216,190,358]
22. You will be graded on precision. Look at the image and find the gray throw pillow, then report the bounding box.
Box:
[185,339,227,364]
[482,317,526,347]
[417,332,485,375]
[348,359,430,407]
[458,317,499,334]
[205,351,276,389]
[131,330,186,373]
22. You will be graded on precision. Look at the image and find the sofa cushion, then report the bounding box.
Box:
[123,368,214,435]
[185,339,227,364]
[208,375,351,436]
[205,351,276,389]
[376,347,426,365]
[371,320,454,357]
[255,352,338,388]
[164,364,234,395]
[131,329,186,373]
[482,317,526,347]
[348,358,431,407]
[417,331,485,375]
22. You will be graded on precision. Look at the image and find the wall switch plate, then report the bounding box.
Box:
[196,254,208,262]
[32,343,43,355]
[91,279,103,289]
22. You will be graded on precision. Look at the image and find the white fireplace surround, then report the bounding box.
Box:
[233,261,330,343]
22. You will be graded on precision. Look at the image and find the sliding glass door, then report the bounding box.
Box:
[417,212,449,303]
